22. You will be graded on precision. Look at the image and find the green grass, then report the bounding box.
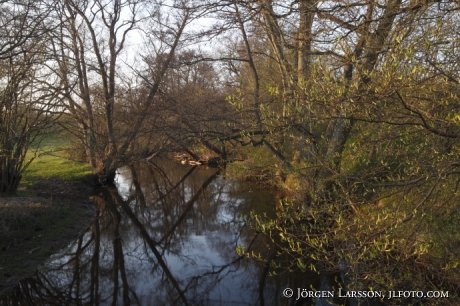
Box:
[0,133,95,290]
[22,135,92,184]
[23,154,91,182]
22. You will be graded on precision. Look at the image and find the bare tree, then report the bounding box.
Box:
[51,0,198,183]
[0,0,60,194]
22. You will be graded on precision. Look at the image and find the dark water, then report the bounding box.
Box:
[1,158,359,306]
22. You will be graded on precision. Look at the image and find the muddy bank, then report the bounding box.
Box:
[0,180,95,296]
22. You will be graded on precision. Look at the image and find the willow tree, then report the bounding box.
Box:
[220,0,460,296]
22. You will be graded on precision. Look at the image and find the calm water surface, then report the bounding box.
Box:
[2,158,352,305]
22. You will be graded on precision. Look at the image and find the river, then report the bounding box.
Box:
[1,158,375,305]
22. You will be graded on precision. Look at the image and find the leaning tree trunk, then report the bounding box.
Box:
[312,0,402,206]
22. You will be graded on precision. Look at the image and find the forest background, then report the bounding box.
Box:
[1,0,460,303]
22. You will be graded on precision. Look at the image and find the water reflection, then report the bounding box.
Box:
[1,158,344,306]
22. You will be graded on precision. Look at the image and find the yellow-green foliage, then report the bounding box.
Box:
[341,121,425,178]
[332,180,460,291]
[225,146,279,183]
[282,173,302,192]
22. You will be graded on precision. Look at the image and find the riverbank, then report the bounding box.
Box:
[0,178,95,296]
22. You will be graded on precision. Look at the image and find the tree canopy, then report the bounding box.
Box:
[1,0,460,301]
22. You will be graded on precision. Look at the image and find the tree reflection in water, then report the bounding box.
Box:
[1,158,342,306]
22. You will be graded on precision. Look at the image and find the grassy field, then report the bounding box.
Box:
[20,136,91,186]
[0,135,95,295]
